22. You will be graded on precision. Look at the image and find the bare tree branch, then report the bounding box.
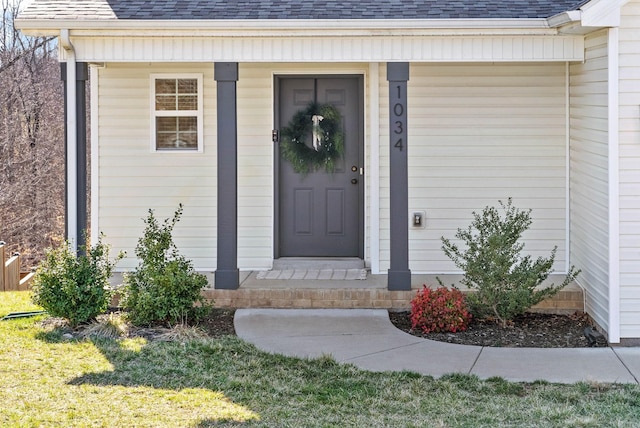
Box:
[0,36,56,74]
[0,0,67,268]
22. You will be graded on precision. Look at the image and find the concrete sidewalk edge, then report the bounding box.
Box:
[234,308,640,384]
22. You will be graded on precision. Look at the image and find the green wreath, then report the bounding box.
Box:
[280,102,344,174]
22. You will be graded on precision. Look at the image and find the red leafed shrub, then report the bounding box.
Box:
[410,286,472,334]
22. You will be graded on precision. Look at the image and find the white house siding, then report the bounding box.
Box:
[378,62,569,274]
[69,34,585,64]
[569,30,610,334]
[98,62,371,271]
[97,63,217,271]
[236,64,274,270]
[619,0,640,339]
[99,61,577,277]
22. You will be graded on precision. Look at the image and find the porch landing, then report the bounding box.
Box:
[202,272,584,314]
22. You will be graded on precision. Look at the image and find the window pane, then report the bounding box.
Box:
[177,95,197,111]
[156,95,177,111]
[178,79,197,94]
[156,116,198,150]
[176,133,197,148]
[157,117,177,132]
[155,79,176,95]
[177,116,197,149]
[178,116,197,131]
[157,132,178,149]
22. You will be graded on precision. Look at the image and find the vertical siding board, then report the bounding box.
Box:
[491,38,502,59]
[430,38,441,60]
[554,39,564,60]
[522,38,533,60]
[466,38,477,60]
[74,35,584,63]
[482,38,492,60]
[533,38,543,59]
[543,39,553,59]
[503,38,513,59]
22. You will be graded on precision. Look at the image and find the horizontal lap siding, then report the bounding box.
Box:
[569,30,610,334]
[619,0,640,338]
[99,62,370,271]
[98,63,217,271]
[379,63,568,273]
[98,62,273,271]
[236,64,274,269]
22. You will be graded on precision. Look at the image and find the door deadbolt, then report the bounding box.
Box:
[351,165,358,172]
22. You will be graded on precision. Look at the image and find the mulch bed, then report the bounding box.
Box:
[198,308,236,337]
[388,311,607,348]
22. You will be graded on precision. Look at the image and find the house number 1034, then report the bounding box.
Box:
[393,85,405,152]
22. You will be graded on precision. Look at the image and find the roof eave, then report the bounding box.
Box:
[547,0,630,34]
[15,17,555,37]
[546,10,594,35]
[547,10,582,28]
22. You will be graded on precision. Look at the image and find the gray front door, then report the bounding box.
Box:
[276,76,364,258]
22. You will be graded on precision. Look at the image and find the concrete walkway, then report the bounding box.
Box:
[235,309,640,384]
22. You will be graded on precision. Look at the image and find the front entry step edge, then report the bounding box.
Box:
[273,258,365,270]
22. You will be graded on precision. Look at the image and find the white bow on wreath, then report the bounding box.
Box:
[280,102,344,175]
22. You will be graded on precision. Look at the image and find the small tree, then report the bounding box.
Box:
[441,199,580,327]
[31,234,124,327]
[122,204,210,327]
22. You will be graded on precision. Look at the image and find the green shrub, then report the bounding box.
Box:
[31,234,124,327]
[122,204,210,327]
[410,285,471,333]
[440,199,580,327]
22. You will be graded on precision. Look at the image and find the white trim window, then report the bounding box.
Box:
[150,73,203,152]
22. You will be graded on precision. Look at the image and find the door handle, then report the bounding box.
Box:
[351,178,358,184]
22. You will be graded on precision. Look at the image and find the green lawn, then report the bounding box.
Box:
[1,291,639,427]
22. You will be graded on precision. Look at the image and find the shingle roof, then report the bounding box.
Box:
[19,0,590,21]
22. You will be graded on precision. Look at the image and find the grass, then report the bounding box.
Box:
[1,291,639,427]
